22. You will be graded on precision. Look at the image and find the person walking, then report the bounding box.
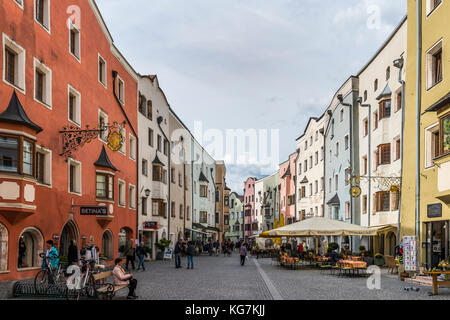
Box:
[174,239,183,268]
[67,240,79,266]
[124,239,135,271]
[136,242,148,271]
[240,243,248,266]
[113,258,138,299]
[187,241,195,269]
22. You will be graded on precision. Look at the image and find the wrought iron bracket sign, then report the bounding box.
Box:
[59,121,126,158]
[347,175,402,198]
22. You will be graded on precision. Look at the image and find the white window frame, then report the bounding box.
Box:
[426,39,443,90]
[119,127,126,155]
[340,109,344,122]
[424,122,440,169]
[67,84,81,127]
[68,158,82,196]
[35,145,52,188]
[33,58,52,109]
[118,179,126,207]
[68,22,81,62]
[98,109,108,143]
[34,0,51,34]
[98,53,107,88]
[14,0,24,10]
[2,33,26,94]
[117,75,125,104]
[128,184,136,209]
[426,0,443,16]
[344,135,349,150]
[129,134,136,161]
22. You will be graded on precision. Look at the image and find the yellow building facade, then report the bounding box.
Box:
[401,0,450,269]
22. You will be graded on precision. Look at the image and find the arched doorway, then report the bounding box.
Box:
[387,232,396,256]
[379,234,385,255]
[0,222,8,271]
[59,220,79,259]
[18,227,43,269]
[118,227,133,256]
[101,229,114,260]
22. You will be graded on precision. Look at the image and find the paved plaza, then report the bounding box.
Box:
[4,254,450,300]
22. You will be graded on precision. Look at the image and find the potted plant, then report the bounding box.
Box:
[155,238,171,260]
[374,253,385,266]
[359,245,366,256]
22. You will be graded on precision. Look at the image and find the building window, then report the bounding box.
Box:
[335,142,339,156]
[96,173,113,200]
[98,110,108,142]
[148,128,154,147]
[345,202,351,220]
[98,54,107,87]
[304,160,308,172]
[378,99,391,120]
[34,59,52,108]
[69,23,80,60]
[373,111,378,130]
[147,100,152,120]
[364,90,368,102]
[395,138,401,161]
[180,204,183,219]
[427,0,442,15]
[376,191,390,212]
[362,156,368,175]
[35,146,51,185]
[171,201,175,218]
[129,184,136,209]
[362,195,367,214]
[157,135,162,152]
[35,0,50,31]
[179,172,182,187]
[200,211,207,224]
[298,163,302,175]
[68,158,81,195]
[117,76,125,104]
[163,139,169,156]
[118,180,125,207]
[396,91,402,112]
[142,197,148,216]
[440,112,450,155]
[171,168,175,183]
[345,168,351,186]
[391,191,400,211]
[3,34,26,92]
[374,79,378,92]
[363,118,368,136]
[0,135,38,176]
[142,159,148,176]
[386,66,390,81]
[315,151,318,165]
[200,185,208,198]
[309,156,313,169]
[427,40,443,89]
[377,143,391,166]
[68,85,81,126]
[129,135,136,160]
[335,174,338,191]
[187,206,190,220]
[152,199,165,217]
[340,109,344,122]
[344,135,349,150]
[315,180,318,194]
[152,164,163,182]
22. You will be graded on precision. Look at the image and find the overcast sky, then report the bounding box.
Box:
[96,0,406,194]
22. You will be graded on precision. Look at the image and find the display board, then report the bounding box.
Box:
[403,236,417,272]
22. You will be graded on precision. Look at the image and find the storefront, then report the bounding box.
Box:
[424,220,449,269]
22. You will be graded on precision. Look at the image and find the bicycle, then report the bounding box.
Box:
[34,253,66,294]
[66,259,103,300]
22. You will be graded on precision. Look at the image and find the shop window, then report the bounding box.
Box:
[96,172,113,200]
[129,184,136,209]
[35,0,50,31]
[118,179,125,207]
[68,85,81,126]
[34,58,52,108]
[18,227,43,269]
[440,112,450,156]
[98,54,107,87]
[427,40,443,89]
[69,23,80,61]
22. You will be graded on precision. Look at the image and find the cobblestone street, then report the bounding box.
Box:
[105,254,450,300]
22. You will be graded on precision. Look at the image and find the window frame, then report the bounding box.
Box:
[118,179,126,207]
[68,158,81,196]
[0,133,37,177]
[34,0,51,33]
[2,33,26,93]
[67,84,81,127]
[33,58,52,109]
[68,22,81,62]
[426,40,443,90]
[96,172,114,201]
[98,54,107,88]
[440,111,450,156]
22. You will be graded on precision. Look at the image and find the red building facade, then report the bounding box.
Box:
[243,177,256,240]
[0,0,138,281]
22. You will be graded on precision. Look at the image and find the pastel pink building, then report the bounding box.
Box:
[279,152,298,225]
[243,177,256,239]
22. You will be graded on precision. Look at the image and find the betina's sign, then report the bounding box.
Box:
[80,206,108,216]
[427,203,442,218]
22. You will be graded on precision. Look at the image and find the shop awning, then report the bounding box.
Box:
[368,224,398,233]
[264,217,379,237]
[186,228,213,235]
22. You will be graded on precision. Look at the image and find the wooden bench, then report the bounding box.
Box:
[423,271,450,296]
[92,271,128,300]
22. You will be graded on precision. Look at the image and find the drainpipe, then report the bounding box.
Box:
[210,167,218,241]
[415,0,422,252]
[393,56,405,246]
[294,149,300,222]
[157,116,171,243]
[338,94,354,251]
[181,136,186,239]
[112,70,139,241]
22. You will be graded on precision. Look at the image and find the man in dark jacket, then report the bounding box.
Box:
[187,241,195,269]
[124,240,135,271]
[136,242,148,271]
[67,240,79,266]
[174,239,183,268]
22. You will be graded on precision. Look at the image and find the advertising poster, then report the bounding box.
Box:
[403,236,417,272]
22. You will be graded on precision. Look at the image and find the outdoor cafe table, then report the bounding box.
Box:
[423,271,450,295]
[340,260,367,269]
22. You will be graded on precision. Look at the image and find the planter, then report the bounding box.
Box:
[374,257,385,266]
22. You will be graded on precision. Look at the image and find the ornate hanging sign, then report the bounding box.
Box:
[59,121,126,158]
[346,175,402,198]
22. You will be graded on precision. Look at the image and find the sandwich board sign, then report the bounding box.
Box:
[163,247,173,260]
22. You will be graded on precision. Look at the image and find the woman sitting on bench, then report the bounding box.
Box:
[113,258,138,299]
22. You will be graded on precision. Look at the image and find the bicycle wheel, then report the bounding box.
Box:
[85,274,99,298]
[34,270,49,294]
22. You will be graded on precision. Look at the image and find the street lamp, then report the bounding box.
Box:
[144,189,151,197]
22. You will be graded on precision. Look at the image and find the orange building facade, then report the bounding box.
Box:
[0,0,138,281]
